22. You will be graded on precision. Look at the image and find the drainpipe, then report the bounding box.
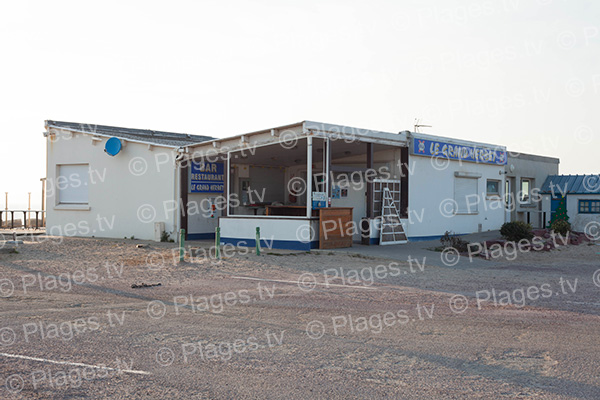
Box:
[306,136,313,218]
[174,147,186,243]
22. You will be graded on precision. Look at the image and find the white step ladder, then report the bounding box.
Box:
[379,187,408,245]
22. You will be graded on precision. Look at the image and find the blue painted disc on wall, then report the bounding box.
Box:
[105,137,122,156]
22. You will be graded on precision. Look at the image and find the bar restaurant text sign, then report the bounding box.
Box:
[190,162,225,193]
[411,138,507,165]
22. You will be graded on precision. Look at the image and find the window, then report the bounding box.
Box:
[57,164,89,204]
[579,199,600,214]
[486,179,500,196]
[520,178,531,203]
[454,177,478,214]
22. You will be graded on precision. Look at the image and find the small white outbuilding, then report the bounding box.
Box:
[540,175,600,233]
[44,120,214,241]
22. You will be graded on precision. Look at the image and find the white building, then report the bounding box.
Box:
[505,153,560,228]
[540,175,600,232]
[44,121,213,241]
[44,119,559,249]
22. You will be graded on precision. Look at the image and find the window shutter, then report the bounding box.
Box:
[454,177,478,213]
[58,165,89,204]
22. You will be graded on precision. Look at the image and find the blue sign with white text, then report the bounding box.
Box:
[190,162,225,193]
[412,138,507,165]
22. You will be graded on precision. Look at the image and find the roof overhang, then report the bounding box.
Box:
[185,121,408,161]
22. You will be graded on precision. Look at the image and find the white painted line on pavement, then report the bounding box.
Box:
[0,353,152,376]
[565,301,600,307]
[231,275,377,290]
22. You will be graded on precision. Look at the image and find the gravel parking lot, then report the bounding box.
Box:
[1,236,599,399]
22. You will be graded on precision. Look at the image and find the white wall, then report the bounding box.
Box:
[566,194,600,232]
[330,182,365,241]
[46,132,178,240]
[407,155,505,238]
[219,216,319,250]
[506,153,559,228]
[187,193,222,236]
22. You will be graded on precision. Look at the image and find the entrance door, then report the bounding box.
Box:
[550,196,566,221]
[187,196,222,240]
[505,179,513,223]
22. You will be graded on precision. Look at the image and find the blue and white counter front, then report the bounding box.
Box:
[219,216,320,251]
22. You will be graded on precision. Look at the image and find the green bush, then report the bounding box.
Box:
[550,219,571,236]
[440,231,470,253]
[160,231,170,242]
[500,221,533,242]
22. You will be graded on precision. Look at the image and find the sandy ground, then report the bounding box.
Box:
[0,236,599,399]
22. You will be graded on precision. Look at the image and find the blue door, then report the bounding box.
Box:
[550,196,566,220]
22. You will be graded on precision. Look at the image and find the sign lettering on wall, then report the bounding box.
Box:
[190,162,224,193]
[411,138,507,165]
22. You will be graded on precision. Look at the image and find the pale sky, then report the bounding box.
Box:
[1,0,598,209]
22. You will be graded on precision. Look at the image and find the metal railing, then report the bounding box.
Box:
[0,210,46,229]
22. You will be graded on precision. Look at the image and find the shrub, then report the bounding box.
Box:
[550,219,571,236]
[440,231,470,253]
[500,221,533,242]
[160,231,170,242]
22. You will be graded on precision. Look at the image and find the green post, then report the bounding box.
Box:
[215,227,221,260]
[179,229,185,262]
[255,227,261,256]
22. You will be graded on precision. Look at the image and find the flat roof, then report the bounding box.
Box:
[188,120,513,151]
[508,151,560,164]
[409,131,506,150]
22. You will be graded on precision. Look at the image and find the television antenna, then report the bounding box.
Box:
[414,118,432,133]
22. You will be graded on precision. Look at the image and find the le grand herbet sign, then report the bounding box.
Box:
[190,161,224,193]
[412,138,507,165]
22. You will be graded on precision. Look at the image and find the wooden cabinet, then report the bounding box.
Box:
[319,207,353,249]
